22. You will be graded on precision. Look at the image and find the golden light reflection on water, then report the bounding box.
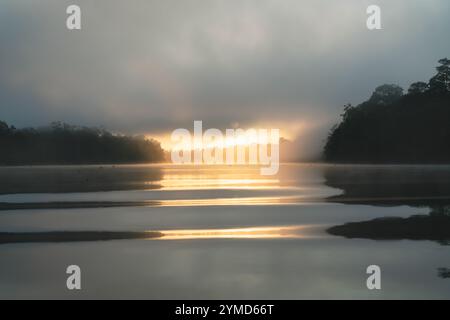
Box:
[155,196,302,207]
[152,225,316,240]
[155,176,281,190]
[142,165,283,191]
[140,167,300,206]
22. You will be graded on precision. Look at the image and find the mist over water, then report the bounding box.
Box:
[1,164,450,299]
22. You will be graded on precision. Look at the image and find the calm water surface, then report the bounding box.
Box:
[0,164,450,299]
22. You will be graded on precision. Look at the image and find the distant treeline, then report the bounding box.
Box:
[0,122,165,165]
[324,58,450,163]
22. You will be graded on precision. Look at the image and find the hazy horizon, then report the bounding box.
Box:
[1,0,450,160]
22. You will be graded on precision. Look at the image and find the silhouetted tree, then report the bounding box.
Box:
[429,58,450,93]
[0,122,165,165]
[0,121,10,134]
[369,84,403,105]
[324,58,450,163]
[408,81,428,95]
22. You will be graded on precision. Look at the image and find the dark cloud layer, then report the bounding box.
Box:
[1,0,449,158]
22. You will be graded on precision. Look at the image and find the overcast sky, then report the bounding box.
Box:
[1,0,449,158]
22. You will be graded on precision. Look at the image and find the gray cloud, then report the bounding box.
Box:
[1,0,450,158]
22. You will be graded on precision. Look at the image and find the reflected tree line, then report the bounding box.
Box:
[324,165,450,279]
[324,165,450,242]
[324,58,450,163]
[0,121,165,165]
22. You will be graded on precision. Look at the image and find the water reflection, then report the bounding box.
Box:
[0,226,320,243]
[2,164,450,298]
[0,231,161,244]
[156,225,315,240]
[324,166,450,241]
[327,205,450,244]
[157,177,280,190]
[156,196,302,207]
[0,164,334,209]
[324,166,450,281]
[324,165,450,206]
[0,165,164,194]
[158,166,281,190]
[0,196,306,210]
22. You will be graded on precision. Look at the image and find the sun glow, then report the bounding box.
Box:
[171,124,278,152]
[147,121,301,152]
[168,121,281,175]
[145,120,309,165]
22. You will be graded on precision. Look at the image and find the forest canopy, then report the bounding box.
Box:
[0,122,165,165]
[324,58,450,163]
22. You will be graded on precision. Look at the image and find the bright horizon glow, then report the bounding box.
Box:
[172,136,276,152]
[147,122,302,151]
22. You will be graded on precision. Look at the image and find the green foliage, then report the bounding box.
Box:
[0,122,165,165]
[324,58,450,163]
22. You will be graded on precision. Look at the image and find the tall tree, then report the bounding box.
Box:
[429,58,450,93]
